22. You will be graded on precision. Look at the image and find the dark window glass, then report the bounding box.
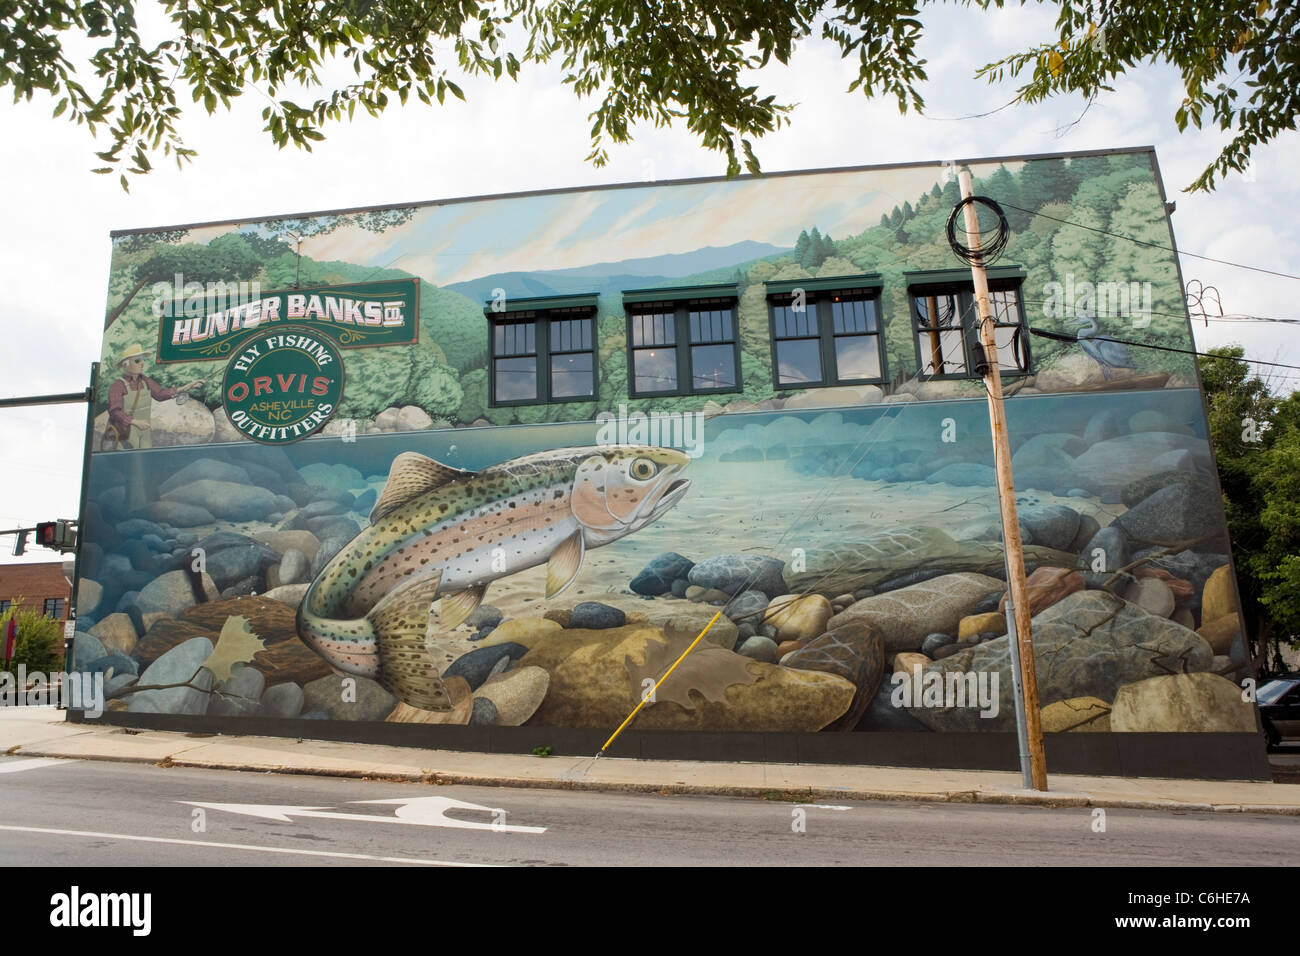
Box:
[834,335,882,381]
[690,344,737,390]
[770,290,883,387]
[988,290,1023,372]
[494,320,536,357]
[910,283,1028,378]
[775,338,823,385]
[43,598,64,618]
[551,351,594,398]
[491,311,595,404]
[633,347,678,393]
[913,293,968,376]
[494,356,537,401]
[0,600,10,614]
[772,301,822,385]
[628,300,739,396]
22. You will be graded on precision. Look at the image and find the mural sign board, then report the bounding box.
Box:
[157,278,418,363]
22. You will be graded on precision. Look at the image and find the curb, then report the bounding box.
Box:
[13,740,1300,816]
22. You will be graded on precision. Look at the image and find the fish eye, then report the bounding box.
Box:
[629,457,658,480]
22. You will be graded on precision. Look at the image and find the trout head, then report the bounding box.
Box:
[567,445,691,546]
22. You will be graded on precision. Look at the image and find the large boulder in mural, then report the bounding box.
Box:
[1109,673,1257,733]
[147,397,216,446]
[1111,482,1226,547]
[826,573,1007,652]
[1067,433,1207,497]
[126,637,215,715]
[782,621,884,731]
[162,479,279,523]
[519,624,855,731]
[785,526,1073,596]
[905,591,1215,732]
[129,569,220,632]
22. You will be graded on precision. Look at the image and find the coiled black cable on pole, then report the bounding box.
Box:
[946,195,1010,267]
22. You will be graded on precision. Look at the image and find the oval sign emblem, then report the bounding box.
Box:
[222,327,345,444]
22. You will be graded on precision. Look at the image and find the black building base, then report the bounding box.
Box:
[68,710,1271,781]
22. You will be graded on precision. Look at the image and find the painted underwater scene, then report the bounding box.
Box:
[70,386,1253,736]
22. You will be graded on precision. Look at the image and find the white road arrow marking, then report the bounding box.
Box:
[181,795,546,833]
[0,757,76,774]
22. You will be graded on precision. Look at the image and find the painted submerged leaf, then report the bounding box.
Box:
[201,616,267,682]
[625,623,760,710]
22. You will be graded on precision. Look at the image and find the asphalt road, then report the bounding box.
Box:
[2,755,1298,867]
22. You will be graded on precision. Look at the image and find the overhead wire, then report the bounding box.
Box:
[992,199,1300,282]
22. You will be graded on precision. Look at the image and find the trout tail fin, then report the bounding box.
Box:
[367,570,452,711]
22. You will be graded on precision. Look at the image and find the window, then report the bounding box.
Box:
[487,294,598,406]
[766,276,886,388]
[623,284,741,397]
[907,267,1030,378]
[43,598,64,618]
[0,600,10,615]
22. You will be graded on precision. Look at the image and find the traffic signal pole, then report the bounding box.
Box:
[0,366,97,668]
[959,170,1048,791]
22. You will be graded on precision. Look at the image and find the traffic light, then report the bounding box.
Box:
[34,520,77,553]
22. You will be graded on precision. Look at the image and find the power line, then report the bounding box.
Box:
[993,199,1300,282]
[1027,325,1300,372]
[1017,294,1300,332]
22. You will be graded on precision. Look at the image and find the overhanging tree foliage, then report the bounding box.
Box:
[1199,346,1300,675]
[2,1,1292,191]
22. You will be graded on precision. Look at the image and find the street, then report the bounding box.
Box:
[2,755,1297,867]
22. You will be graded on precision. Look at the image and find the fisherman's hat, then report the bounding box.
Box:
[119,344,147,367]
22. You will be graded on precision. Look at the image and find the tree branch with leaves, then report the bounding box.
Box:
[2,0,1292,190]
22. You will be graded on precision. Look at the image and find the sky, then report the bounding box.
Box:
[1,2,1297,565]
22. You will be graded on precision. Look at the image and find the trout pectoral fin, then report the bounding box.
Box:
[439,584,488,630]
[366,569,453,711]
[371,452,475,523]
[546,528,585,598]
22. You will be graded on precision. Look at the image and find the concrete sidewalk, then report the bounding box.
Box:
[3,707,1298,814]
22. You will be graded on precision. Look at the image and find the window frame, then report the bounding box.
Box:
[622,284,743,399]
[905,267,1032,380]
[485,294,600,408]
[43,597,64,618]
[765,275,888,390]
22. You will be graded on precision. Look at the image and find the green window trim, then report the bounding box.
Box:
[487,303,599,408]
[766,279,888,390]
[765,273,883,296]
[482,292,600,314]
[621,283,738,306]
[624,289,743,399]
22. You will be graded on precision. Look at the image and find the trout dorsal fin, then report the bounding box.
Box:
[371,452,473,523]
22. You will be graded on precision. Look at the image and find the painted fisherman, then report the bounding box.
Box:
[103,344,203,450]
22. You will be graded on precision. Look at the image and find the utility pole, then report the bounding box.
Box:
[958,170,1048,791]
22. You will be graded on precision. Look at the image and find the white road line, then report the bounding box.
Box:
[0,758,76,774]
[0,825,495,866]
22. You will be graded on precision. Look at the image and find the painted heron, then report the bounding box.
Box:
[1074,313,1136,379]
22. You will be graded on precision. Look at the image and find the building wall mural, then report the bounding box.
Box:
[71,149,1256,740]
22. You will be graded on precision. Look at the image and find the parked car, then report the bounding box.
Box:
[1257,675,1300,747]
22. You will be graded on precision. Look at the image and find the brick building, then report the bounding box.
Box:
[0,562,73,621]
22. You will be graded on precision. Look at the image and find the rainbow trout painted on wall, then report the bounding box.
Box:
[297,445,691,710]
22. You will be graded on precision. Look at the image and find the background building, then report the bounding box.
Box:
[0,561,72,623]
